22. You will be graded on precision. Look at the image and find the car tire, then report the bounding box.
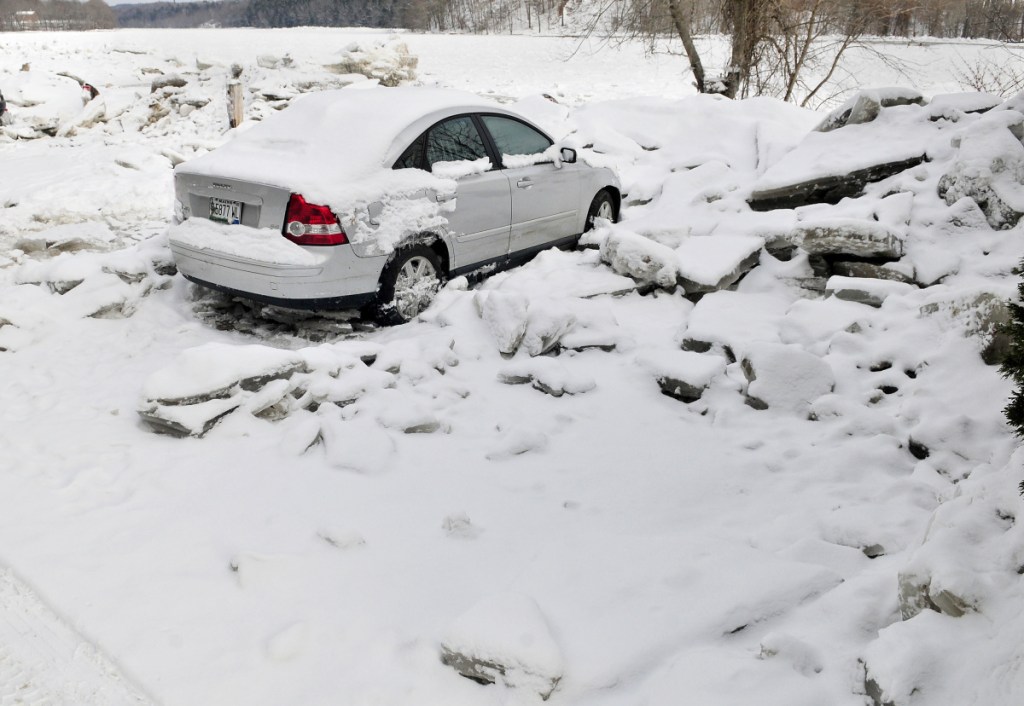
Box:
[369,244,445,325]
[585,189,617,231]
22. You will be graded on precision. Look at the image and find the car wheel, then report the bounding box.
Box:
[370,245,444,325]
[586,189,616,231]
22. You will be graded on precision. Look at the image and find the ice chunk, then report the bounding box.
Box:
[600,228,678,290]
[676,235,762,293]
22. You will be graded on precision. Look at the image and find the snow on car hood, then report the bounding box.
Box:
[175,87,500,211]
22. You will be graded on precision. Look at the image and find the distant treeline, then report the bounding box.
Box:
[113,1,247,29]
[0,0,115,31]
[112,0,411,30]
[3,0,1022,41]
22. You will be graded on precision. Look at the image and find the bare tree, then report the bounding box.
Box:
[667,0,708,93]
[752,0,882,106]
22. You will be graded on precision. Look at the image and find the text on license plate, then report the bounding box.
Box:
[210,197,242,224]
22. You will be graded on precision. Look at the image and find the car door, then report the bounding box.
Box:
[397,115,511,271]
[480,114,582,256]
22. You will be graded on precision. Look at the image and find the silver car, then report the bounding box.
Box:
[169,87,620,324]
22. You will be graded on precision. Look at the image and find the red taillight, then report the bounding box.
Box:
[282,193,348,246]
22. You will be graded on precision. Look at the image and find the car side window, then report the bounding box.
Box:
[481,115,552,159]
[394,133,426,170]
[425,116,489,167]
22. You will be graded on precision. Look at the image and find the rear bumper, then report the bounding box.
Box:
[170,240,384,310]
[182,274,376,310]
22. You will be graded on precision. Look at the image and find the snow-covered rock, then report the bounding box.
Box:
[815,87,925,133]
[683,291,788,359]
[440,593,563,700]
[864,453,1024,706]
[937,109,1024,229]
[498,357,596,397]
[676,235,762,295]
[826,275,917,308]
[750,99,933,210]
[741,343,835,414]
[600,228,678,291]
[795,219,905,260]
[638,350,726,403]
[919,290,1013,365]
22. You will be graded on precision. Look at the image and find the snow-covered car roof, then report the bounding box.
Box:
[176,87,518,196]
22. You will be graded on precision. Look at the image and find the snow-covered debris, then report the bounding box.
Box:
[815,87,925,133]
[138,341,406,437]
[683,290,789,358]
[6,234,174,323]
[440,593,563,700]
[139,343,308,436]
[832,260,916,285]
[779,297,868,352]
[600,228,678,291]
[475,290,529,357]
[749,97,937,210]
[638,350,726,402]
[927,91,1002,118]
[742,343,835,413]
[142,343,305,405]
[150,74,187,93]
[1,71,85,138]
[676,234,762,295]
[56,95,108,138]
[937,109,1024,229]
[521,304,577,357]
[919,290,1012,365]
[826,275,917,308]
[794,219,905,260]
[324,36,417,87]
[497,357,596,397]
[863,452,1024,706]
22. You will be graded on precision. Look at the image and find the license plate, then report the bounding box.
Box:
[210,197,242,224]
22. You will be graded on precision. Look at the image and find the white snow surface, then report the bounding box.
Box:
[1,27,1023,706]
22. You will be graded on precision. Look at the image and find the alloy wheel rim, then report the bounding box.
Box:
[393,256,440,320]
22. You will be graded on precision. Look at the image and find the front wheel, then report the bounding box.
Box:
[585,189,617,231]
[369,245,444,325]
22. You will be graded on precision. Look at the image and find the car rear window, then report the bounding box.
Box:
[394,134,426,169]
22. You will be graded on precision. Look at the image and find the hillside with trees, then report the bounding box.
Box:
[0,0,1017,39]
[113,1,246,29]
[0,0,115,31]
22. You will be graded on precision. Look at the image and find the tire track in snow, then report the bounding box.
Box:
[0,568,153,706]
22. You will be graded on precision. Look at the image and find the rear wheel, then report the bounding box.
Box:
[369,245,444,325]
[586,189,616,231]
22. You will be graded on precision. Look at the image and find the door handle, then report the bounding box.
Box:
[516,178,533,189]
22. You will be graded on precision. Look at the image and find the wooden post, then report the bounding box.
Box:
[227,81,243,129]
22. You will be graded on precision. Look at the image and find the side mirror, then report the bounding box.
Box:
[560,147,577,164]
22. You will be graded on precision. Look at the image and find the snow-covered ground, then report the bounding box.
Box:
[1,28,1023,706]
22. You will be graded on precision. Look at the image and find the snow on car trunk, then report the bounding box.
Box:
[175,87,484,220]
